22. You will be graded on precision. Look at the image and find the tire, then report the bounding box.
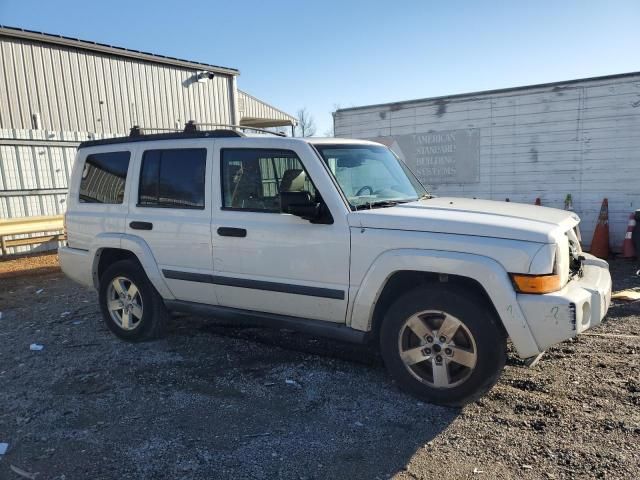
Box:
[379,285,507,407]
[98,259,168,342]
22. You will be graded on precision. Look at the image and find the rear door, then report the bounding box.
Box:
[126,139,217,305]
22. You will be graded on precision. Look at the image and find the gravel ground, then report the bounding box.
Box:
[0,257,638,480]
[0,252,60,279]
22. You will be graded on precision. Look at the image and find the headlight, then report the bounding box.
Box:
[510,273,562,294]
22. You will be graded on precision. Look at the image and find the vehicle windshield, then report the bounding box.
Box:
[314,144,429,209]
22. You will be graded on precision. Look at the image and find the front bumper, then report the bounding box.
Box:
[517,253,612,353]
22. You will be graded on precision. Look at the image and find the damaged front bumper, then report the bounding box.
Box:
[516,253,612,354]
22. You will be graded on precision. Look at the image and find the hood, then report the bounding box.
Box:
[349,197,580,244]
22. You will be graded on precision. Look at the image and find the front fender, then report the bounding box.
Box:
[348,249,541,358]
[89,233,174,300]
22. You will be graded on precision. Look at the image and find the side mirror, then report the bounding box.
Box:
[280,191,331,224]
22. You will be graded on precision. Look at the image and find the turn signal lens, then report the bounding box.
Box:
[510,273,562,294]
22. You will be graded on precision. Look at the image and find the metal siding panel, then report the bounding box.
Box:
[0,49,7,126]
[143,62,156,127]
[162,67,175,127]
[123,60,137,126]
[193,70,204,122]
[101,56,118,133]
[156,65,167,125]
[116,60,131,129]
[43,46,60,129]
[31,44,52,129]
[92,54,108,133]
[153,63,166,126]
[77,52,93,132]
[214,76,224,123]
[96,55,111,133]
[63,49,84,132]
[12,41,31,129]
[173,68,185,126]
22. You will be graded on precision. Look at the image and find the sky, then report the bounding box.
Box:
[1,0,639,135]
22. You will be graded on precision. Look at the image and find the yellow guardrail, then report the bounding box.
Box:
[0,215,65,256]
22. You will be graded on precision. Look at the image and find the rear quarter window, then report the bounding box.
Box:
[79,151,131,204]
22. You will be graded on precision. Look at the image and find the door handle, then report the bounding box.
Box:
[217,227,247,237]
[130,221,153,230]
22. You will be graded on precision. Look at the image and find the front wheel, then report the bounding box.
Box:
[379,285,507,406]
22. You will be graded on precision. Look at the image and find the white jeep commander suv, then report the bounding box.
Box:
[60,125,612,406]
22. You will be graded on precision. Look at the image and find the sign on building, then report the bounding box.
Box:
[374,128,480,185]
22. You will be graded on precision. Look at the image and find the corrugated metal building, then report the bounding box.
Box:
[334,72,640,251]
[0,26,296,254]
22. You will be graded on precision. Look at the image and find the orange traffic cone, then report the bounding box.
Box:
[590,199,610,259]
[534,197,541,206]
[620,212,637,259]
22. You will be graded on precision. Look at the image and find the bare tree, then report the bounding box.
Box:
[324,103,341,137]
[296,108,316,137]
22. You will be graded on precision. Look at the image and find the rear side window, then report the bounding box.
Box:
[138,149,207,209]
[79,151,130,204]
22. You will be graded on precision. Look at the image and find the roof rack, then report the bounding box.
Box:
[127,122,244,139]
[128,121,286,138]
[78,120,290,149]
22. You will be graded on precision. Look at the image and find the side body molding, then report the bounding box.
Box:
[89,233,175,300]
[348,249,541,359]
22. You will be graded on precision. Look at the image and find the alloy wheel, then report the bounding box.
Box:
[397,310,477,388]
[106,276,144,331]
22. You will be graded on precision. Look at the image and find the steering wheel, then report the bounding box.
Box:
[355,185,374,196]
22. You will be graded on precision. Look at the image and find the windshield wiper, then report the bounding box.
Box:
[354,200,404,210]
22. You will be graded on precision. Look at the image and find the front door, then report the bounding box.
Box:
[210,139,351,323]
[126,140,217,305]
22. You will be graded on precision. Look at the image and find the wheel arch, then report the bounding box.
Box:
[369,270,504,342]
[89,233,174,300]
[348,249,542,358]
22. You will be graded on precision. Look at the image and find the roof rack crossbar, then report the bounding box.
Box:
[191,122,287,137]
[130,125,182,137]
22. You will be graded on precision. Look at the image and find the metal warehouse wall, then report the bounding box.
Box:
[0,28,295,255]
[0,34,235,135]
[334,73,640,250]
[238,90,296,126]
[0,128,116,254]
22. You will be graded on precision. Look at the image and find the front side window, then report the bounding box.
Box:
[138,149,206,209]
[221,149,316,212]
[79,151,130,204]
[314,144,427,209]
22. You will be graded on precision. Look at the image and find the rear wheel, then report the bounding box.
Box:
[380,285,506,406]
[99,260,168,341]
